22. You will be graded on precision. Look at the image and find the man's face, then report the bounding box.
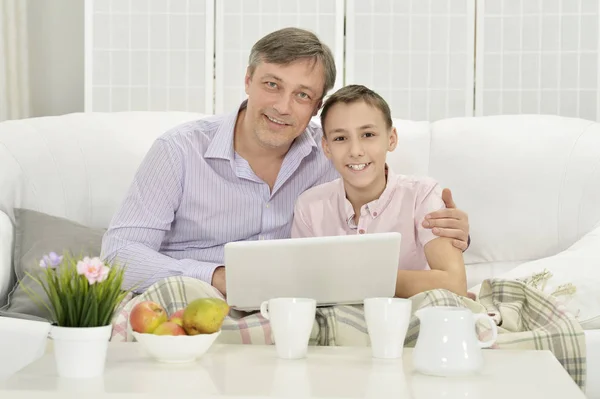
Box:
[244,59,325,150]
[322,101,397,192]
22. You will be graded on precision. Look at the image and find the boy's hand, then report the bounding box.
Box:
[422,188,470,251]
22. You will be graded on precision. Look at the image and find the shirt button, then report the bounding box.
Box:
[266,204,270,208]
[372,212,378,217]
[359,229,365,234]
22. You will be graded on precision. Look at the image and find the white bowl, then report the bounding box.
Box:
[132,330,221,363]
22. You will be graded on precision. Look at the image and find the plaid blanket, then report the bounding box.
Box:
[111,276,586,391]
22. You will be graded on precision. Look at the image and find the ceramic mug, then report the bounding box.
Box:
[260,298,316,359]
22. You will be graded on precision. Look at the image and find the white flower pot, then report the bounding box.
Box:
[50,325,112,378]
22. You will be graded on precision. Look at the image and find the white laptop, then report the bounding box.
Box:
[224,232,402,311]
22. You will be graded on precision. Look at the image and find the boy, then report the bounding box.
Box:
[291,85,468,298]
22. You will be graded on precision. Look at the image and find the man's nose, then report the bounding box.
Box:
[273,92,293,115]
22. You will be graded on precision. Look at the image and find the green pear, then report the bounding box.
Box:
[182,298,230,335]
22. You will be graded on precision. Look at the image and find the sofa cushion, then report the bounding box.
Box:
[0,209,105,321]
[470,224,600,330]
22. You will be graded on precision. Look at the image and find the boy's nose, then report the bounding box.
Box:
[350,141,365,157]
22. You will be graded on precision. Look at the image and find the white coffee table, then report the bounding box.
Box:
[0,343,586,398]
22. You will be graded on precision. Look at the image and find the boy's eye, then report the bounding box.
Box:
[363,132,375,137]
[332,136,345,141]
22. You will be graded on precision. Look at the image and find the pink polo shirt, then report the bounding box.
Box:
[291,169,445,271]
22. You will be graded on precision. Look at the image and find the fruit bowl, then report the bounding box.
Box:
[132,330,221,363]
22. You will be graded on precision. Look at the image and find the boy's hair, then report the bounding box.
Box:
[320,85,393,135]
[248,27,336,100]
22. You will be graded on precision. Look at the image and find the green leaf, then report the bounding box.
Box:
[20,252,135,328]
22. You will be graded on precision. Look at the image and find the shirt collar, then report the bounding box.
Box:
[338,165,398,223]
[205,100,318,161]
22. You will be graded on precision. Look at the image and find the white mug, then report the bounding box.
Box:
[364,297,412,359]
[260,298,316,359]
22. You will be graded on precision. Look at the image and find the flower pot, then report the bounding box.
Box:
[50,325,112,378]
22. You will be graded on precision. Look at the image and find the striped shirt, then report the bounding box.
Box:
[101,101,339,293]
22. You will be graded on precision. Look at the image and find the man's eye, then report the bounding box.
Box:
[298,92,310,99]
[266,82,278,89]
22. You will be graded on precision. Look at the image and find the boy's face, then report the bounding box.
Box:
[322,101,397,191]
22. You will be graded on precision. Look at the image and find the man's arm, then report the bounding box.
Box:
[423,188,470,251]
[395,237,467,298]
[101,138,222,294]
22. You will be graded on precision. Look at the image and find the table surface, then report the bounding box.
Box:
[0,343,586,399]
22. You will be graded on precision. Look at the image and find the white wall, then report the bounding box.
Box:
[27,0,84,117]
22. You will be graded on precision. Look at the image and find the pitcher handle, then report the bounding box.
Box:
[260,301,270,320]
[474,313,498,348]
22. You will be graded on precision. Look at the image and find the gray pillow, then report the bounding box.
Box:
[0,209,106,322]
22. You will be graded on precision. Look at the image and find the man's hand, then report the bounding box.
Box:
[211,266,227,296]
[422,188,470,251]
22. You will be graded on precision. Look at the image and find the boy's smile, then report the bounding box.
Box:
[322,101,397,207]
[347,162,372,171]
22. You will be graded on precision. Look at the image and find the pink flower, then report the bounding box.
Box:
[76,257,110,285]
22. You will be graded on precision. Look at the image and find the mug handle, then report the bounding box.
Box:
[260,301,270,320]
[474,313,498,348]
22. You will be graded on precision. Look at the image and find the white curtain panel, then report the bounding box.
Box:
[0,0,29,121]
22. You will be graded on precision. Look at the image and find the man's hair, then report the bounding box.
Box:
[320,85,393,135]
[248,27,336,99]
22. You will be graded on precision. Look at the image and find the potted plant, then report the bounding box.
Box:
[21,251,133,378]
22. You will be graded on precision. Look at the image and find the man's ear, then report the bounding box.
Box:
[244,67,252,95]
[321,135,332,159]
[312,99,323,117]
[388,127,398,151]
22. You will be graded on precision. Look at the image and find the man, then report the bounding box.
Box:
[101,27,470,297]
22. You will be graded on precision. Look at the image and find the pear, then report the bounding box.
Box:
[182,298,230,335]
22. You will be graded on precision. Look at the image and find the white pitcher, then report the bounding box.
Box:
[412,306,498,377]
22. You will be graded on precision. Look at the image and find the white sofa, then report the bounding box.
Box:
[1,112,600,396]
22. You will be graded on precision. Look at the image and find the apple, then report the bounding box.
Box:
[153,321,187,336]
[169,309,185,327]
[130,301,168,334]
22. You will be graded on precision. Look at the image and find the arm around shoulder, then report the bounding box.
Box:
[394,180,468,298]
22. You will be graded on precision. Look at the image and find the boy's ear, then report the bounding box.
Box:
[321,135,332,159]
[388,127,398,151]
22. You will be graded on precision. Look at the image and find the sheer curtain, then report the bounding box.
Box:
[0,0,29,121]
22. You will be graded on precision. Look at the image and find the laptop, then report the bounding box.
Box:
[224,232,402,311]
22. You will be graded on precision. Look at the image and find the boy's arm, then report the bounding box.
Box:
[394,180,467,298]
[290,201,314,238]
[395,237,467,298]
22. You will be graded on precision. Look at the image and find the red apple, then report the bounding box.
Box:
[169,309,185,327]
[130,301,168,334]
[153,321,187,336]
